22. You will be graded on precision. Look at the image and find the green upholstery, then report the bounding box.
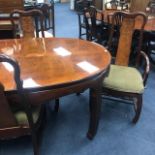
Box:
[13,106,41,126]
[103,65,144,93]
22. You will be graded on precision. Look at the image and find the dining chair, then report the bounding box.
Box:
[75,1,93,39]
[0,54,45,155]
[77,11,87,39]
[84,6,109,43]
[10,9,45,38]
[119,0,129,10]
[102,11,150,123]
[36,0,55,37]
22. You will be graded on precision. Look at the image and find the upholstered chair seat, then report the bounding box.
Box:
[12,106,41,126]
[103,64,144,93]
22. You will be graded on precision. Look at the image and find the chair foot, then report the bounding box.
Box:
[32,133,40,155]
[54,99,59,112]
[132,95,142,123]
[76,92,81,96]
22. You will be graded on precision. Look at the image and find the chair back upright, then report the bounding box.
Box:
[108,11,147,66]
[10,9,45,38]
[84,6,98,40]
[85,6,97,29]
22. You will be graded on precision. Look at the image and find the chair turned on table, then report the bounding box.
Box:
[0,54,45,155]
[102,12,150,123]
[10,9,45,38]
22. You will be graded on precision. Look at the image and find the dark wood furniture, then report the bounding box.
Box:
[74,0,93,12]
[0,37,111,139]
[105,0,119,10]
[146,31,155,64]
[83,6,108,43]
[96,10,155,31]
[10,9,45,38]
[0,0,24,13]
[75,0,93,39]
[93,0,103,10]
[77,11,87,39]
[102,12,150,123]
[0,54,45,155]
[0,17,14,39]
[36,1,55,37]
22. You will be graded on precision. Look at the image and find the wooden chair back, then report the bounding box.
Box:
[84,6,98,34]
[108,11,147,66]
[10,9,45,38]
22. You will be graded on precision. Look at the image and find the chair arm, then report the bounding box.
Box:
[137,51,150,86]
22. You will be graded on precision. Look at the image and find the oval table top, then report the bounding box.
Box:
[0,38,111,92]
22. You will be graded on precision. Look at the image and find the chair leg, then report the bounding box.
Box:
[79,26,82,39]
[132,95,142,123]
[32,133,39,155]
[54,98,59,112]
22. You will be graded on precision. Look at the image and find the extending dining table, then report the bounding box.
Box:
[0,37,111,139]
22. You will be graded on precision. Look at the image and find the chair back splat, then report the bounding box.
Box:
[10,9,45,38]
[108,11,147,66]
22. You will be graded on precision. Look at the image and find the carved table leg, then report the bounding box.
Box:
[87,85,101,140]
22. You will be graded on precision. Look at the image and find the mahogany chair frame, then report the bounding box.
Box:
[0,54,45,155]
[103,11,150,123]
[84,6,105,43]
[76,1,93,39]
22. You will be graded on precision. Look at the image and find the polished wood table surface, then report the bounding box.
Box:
[0,37,111,139]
